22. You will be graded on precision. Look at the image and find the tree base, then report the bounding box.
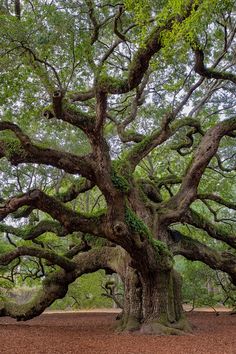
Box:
[116,316,141,333]
[116,315,192,335]
[140,318,192,335]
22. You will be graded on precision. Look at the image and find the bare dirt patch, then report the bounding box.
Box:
[0,311,235,354]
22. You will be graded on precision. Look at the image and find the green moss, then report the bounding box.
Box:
[4,138,26,159]
[158,312,169,325]
[151,239,171,256]
[126,134,153,160]
[4,287,44,319]
[111,160,131,192]
[111,169,130,192]
[125,206,152,239]
[19,225,33,239]
[123,316,141,332]
[125,205,172,264]
[79,208,107,223]
[97,73,127,93]
[84,233,108,248]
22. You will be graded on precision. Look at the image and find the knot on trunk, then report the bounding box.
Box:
[113,221,128,236]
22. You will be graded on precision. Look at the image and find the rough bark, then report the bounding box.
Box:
[118,265,190,335]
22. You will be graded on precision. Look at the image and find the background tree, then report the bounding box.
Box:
[0,0,235,334]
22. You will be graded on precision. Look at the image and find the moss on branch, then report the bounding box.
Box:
[0,246,76,271]
[79,208,107,224]
[0,220,67,240]
[111,168,130,193]
[1,136,26,160]
[124,205,172,262]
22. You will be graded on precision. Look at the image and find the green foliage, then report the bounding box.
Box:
[160,0,235,55]
[0,286,11,301]
[50,271,113,310]
[152,239,170,256]
[0,238,14,254]
[124,0,152,39]
[124,0,152,21]
[176,257,235,308]
[124,0,235,63]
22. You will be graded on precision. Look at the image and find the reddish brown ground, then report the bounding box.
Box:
[0,311,235,354]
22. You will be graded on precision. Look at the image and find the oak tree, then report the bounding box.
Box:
[0,0,235,334]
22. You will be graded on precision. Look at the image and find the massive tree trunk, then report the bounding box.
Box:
[139,269,189,334]
[118,263,190,334]
[112,194,190,334]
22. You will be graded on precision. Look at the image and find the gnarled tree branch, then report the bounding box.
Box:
[183,209,236,249]
[0,246,125,321]
[162,116,236,223]
[194,48,236,84]
[0,121,95,179]
[170,231,236,285]
[0,189,106,237]
[0,246,76,271]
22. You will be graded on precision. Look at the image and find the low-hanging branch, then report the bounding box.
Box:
[0,246,76,271]
[183,209,236,249]
[0,268,77,321]
[170,231,236,285]
[0,246,125,321]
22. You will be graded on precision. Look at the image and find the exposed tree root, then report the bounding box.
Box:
[116,315,193,335]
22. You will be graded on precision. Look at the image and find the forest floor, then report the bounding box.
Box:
[0,309,235,354]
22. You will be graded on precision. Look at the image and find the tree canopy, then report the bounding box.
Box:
[0,0,235,334]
